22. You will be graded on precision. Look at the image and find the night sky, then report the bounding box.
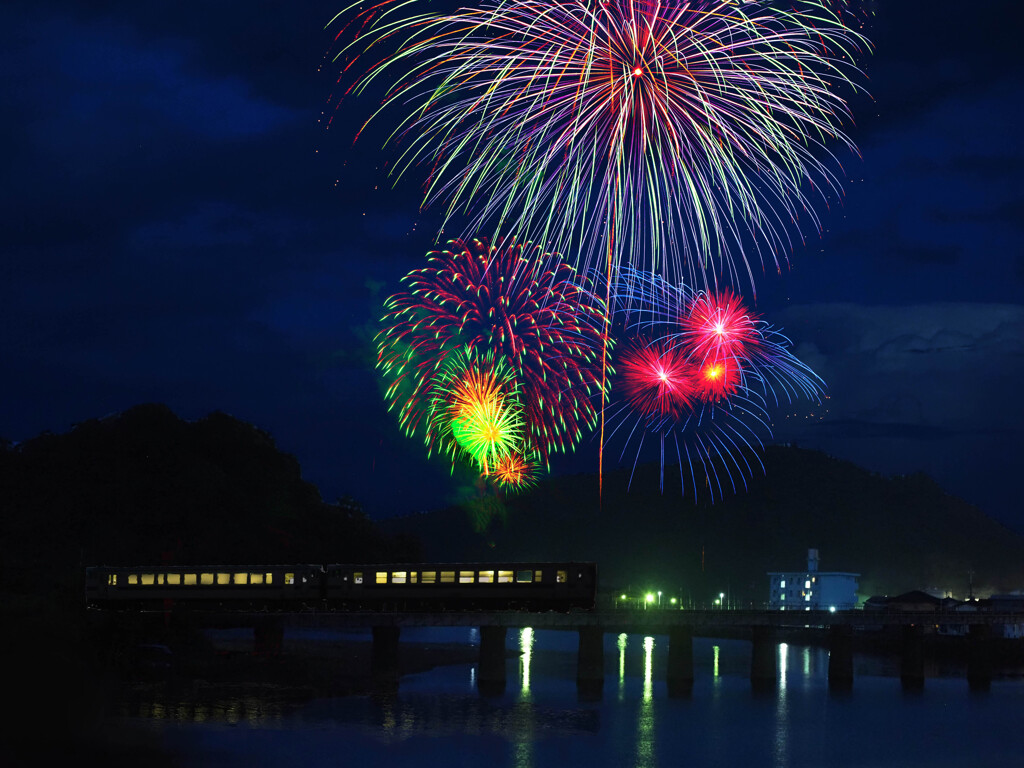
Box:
[3,1,1022,529]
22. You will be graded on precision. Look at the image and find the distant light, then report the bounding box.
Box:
[621,594,627,601]
[829,606,836,613]
[670,597,677,605]
[646,593,655,603]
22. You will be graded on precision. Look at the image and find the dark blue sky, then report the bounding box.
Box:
[3,1,1022,528]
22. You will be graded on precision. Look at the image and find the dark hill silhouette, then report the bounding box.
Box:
[381,447,1024,603]
[0,403,416,604]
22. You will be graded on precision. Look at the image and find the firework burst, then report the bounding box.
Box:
[376,237,609,465]
[333,0,869,289]
[602,268,824,498]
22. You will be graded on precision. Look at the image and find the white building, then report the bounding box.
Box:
[767,549,859,611]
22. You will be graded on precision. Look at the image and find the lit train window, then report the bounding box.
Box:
[249,574,263,585]
[535,570,543,582]
[128,575,139,585]
[459,571,474,584]
[421,571,436,584]
[201,574,214,586]
[217,573,230,585]
[141,574,156,585]
[157,574,165,585]
[410,572,418,584]
[440,571,455,584]
[478,571,494,583]
[233,573,247,584]
[184,574,197,586]
[285,573,295,585]
[516,570,532,583]
[107,574,117,586]
[167,574,181,585]
[376,572,388,584]
[556,570,567,583]
[266,573,272,584]
[498,571,513,583]
[392,571,407,584]
[353,572,363,584]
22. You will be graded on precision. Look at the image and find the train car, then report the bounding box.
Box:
[84,564,323,611]
[84,561,598,613]
[323,562,597,611]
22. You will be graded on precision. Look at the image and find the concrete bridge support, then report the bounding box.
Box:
[576,626,605,700]
[372,626,401,689]
[967,624,993,692]
[478,626,507,696]
[900,625,925,691]
[750,626,777,692]
[253,617,284,656]
[667,626,694,697]
[827,625,854,691]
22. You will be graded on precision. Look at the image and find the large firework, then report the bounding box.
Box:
[604,269,825,498]
[376,238,609,466]
[333,0,869,289]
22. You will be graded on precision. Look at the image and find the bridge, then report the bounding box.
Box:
[95,606,1020,696]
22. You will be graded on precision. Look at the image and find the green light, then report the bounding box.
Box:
[620,594,627,600]
[670,597,677,605]
[645,593,655,603]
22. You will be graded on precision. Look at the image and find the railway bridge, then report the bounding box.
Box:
[100,606,1020,696]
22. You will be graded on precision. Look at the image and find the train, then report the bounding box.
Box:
[84,561,597,612]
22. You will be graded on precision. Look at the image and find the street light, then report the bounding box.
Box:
[658,590,662,608]
[719,592,725,610]
[645,593,655,610]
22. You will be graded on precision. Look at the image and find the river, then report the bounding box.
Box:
[102,627,1024,767]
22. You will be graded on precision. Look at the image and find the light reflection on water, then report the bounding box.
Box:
[107,631,1024,768]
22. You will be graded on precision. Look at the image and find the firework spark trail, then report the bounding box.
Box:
[332,0,869,291]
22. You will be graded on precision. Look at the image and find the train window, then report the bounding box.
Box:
[498,570,513,583]
[141,574,156,586]
[233,573,248,584]
[410,572,418,584]
[376,572,388,584]
[285,573,295,585]
[535,570,543,582]
[266,573,273,584]
[516,570,533,583]
[107,574,117,586]
[128,574,139,585]
[167,574,181,586]
[440,571,455,583]
[459,570,475,584]
[392,571,407,584]
[184,574,197,586]
[217,573,231,585]
[556,570,567,583]
[157,574,165,585]
[478,570,494,583]
[421,571,436,584]
[249,573,263,585]
[353,572,363,585]
[201,573,214,586]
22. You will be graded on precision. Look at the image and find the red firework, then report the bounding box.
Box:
[617,338,696,422]
[693,358,742,402]
[681,290,759,364]
[376,237,608,463]
[492,452,538,491]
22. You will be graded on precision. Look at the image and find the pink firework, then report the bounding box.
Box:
[617,338,695,423]
[680,290,759,364]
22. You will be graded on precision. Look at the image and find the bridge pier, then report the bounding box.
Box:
[900,625,925,691]
[478,626,507,696]
[576,626,604,700]
[827,625,854,691]
[967,624,993,692]
[667,626,694,697]
[750,626,776,692]
[372,626,401,688]
[253,617,284,656]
